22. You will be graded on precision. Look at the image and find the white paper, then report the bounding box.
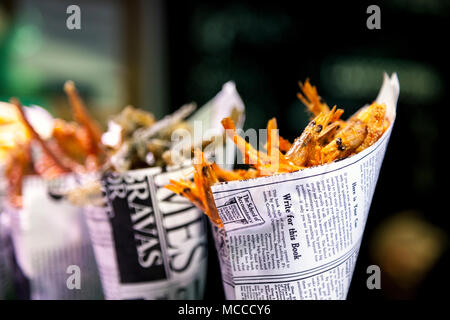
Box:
[7,175,103,300]
[188,81,245,139]
[211,73,399,300]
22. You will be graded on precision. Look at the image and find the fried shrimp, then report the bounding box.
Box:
[3,86,105,208]
[166,79,391,226]
[52,119,93,164]
[321,102,387,162]
[222,117,269,166]
[297,79,330,116]
[4,143,33,208]
[222,117,302,174]
[285,106,343,166]
[64,81,103,160]
[192,150,221,226]
[165,178,206,213]
[321,120,368,163]
[355,103,387,153]
[10,98,71,177]
[278,135,292,153]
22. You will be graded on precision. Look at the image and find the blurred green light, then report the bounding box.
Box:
[11,24,43,57]
[321,57,443,104]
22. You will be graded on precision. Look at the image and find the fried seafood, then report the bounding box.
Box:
[103,103,211,172]
[167,149,221,226]
[297,79,330,116]
[0,102,31,161]
[10,98,71,177]
[166,79,391,226]
[64,81,103,158]
[1,82,105,208]
[285,106,344,167]
[321,102,388,162]
[4,143,33,208]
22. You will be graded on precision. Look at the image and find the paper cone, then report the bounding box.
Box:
[1,165,13,299]
[83,81,245,300]
[6,175,103,300]
[84,165,208,300]
[210,73,400,300]
[0,210,14,299]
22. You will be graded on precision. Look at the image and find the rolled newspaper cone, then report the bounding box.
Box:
[0,163,9,300]
[6,175,103,300]
[85,165,208,300]
[82,82,245,299]
[1,164,16,299]
[210,73,399,300]
[0,210,14,299]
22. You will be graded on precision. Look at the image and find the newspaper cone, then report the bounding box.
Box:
[83,82,245,300]
[211,73,399,300]
[6,175,103,300]
[84,165,208,300]
[1,166,12,299]
[0,210,14,299]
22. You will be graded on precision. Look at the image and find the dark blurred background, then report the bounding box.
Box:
[1,0,448,300]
